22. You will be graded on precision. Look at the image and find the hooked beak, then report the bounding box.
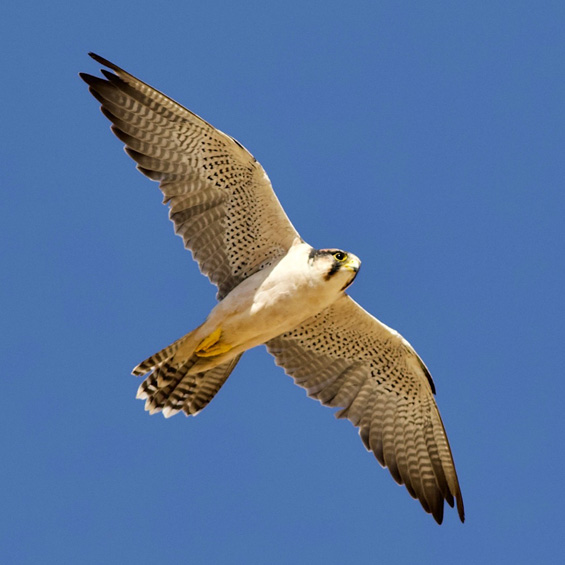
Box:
[340,256,361,291]
[343,256,361,273]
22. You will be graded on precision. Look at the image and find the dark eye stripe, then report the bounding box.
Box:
[308,248,350,281]
[325,260,341,280]
[309,248,346,261]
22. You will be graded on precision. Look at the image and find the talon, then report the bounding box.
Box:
[196,327,222,353]
[195,327,232,357]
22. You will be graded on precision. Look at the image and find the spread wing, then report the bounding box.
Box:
[80,53,300,299]
[266,294,464,524]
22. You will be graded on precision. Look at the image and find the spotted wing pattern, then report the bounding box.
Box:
[266,294,464,524]
[80,54,299,299]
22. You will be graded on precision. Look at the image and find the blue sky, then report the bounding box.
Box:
[2,1,564,563]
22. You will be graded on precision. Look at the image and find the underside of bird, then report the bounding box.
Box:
[82,52,465,525]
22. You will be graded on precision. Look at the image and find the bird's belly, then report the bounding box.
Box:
[209,274,337,351]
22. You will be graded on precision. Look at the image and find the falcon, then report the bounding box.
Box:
[81,53,464,524]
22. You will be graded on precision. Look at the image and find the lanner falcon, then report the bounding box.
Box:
[81,53,464,524]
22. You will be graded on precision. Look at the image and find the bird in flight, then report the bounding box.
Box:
[80,53,464,524]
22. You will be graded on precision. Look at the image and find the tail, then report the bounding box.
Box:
[133,332,242,417]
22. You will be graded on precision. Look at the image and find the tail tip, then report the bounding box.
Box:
[147,403,162,415]
[162,406,180,418]
[132,363,148,376]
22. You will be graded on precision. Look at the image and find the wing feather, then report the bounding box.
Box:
[81,53,300,299]
[266,294,464,524]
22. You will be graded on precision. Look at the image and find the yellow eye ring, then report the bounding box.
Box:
[333,251,347,262]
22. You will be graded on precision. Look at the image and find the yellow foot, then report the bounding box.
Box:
[195,327,232,357]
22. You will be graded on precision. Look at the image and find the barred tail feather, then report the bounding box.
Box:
[135,350,243,417]
[132,334,190,377]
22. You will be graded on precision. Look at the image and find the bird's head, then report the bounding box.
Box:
[308,248,361,292]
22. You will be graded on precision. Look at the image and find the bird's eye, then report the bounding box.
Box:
[333,251,347,262]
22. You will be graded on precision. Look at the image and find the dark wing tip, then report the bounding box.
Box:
[431,490,466,525]
[457,492,465,523]
[87,53,132,80]
[433,508,444,525]
[88,52,118,71]
[78,73,110,107]
[78,72,97,86]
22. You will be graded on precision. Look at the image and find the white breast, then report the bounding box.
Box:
[204,240,347,352]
